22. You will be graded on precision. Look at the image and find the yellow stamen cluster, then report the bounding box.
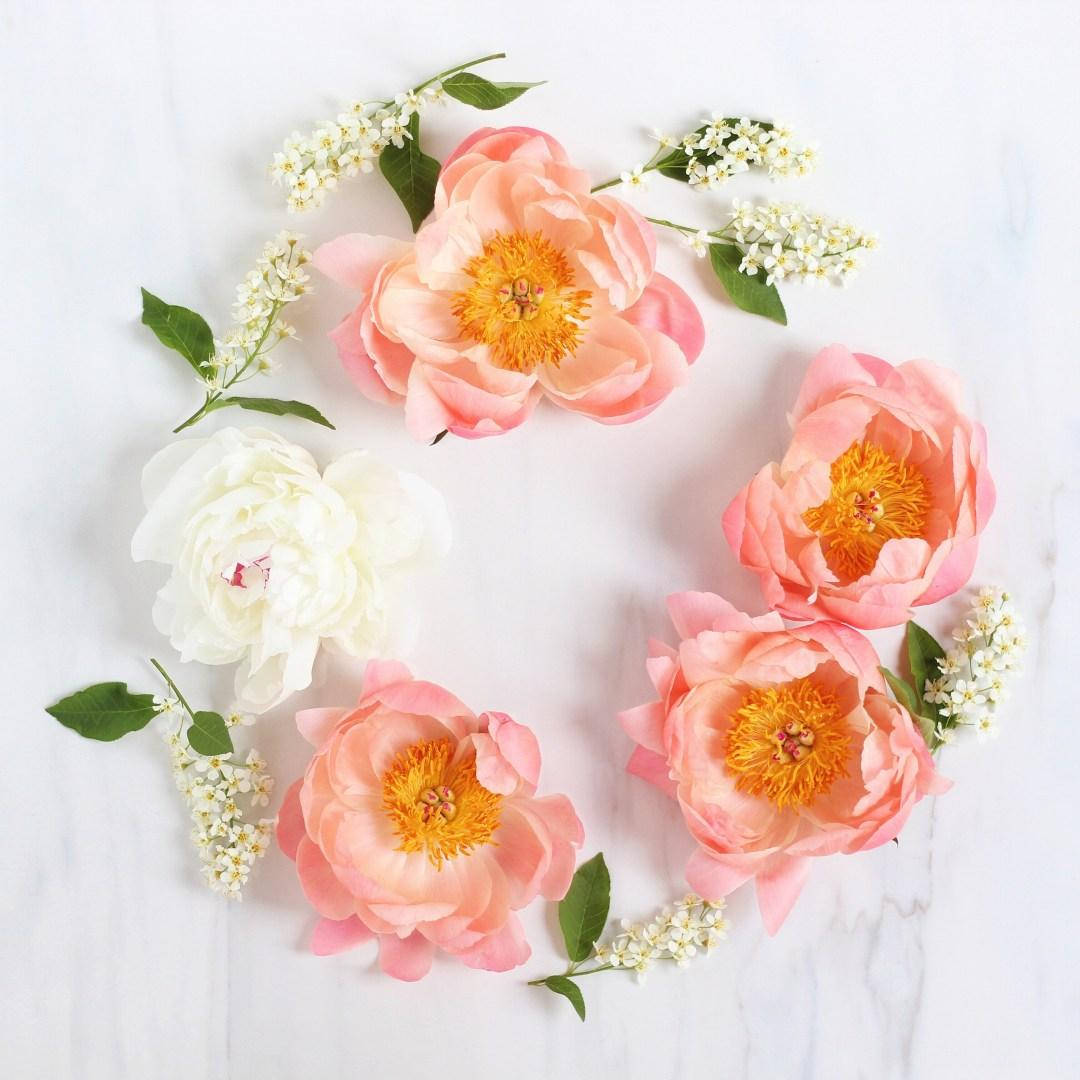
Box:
[724,679,851,809]
[803,440,930,581]
[452,231,591,373]
[381,739,502,868]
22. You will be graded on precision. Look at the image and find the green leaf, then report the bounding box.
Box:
[879,666,920,716]
[187,711,233,756]
[46,682,157,742]
[441,72,544,110]
[708,243,788,325]
[905,621,946,712]
[558,852,610,963]
[204,396,335,428]
[379,113,441,232]
[542,976,586,1021]
[140,288,215,376]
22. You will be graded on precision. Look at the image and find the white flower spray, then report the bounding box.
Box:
[151,665,274,899]
[172,232,312,431]
[661,199,877,287]
[923,587,1027,745]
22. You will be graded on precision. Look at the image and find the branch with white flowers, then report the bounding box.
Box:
[140,232,334,433]
[46,659,275,900]
[647,200,877,325]
[528,854,731,1021]
[593,115,818,193]
[269,52,544,230]
[880,587,1027,752]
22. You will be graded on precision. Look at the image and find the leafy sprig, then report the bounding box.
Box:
[142,233,333,433]
[270,52,543,230]
[528,853,731,1021]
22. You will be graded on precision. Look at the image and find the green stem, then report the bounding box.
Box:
[150,658,196,721]
[173,393,220,433]
[527,963,614,986]
[414,52,506,94]
[591,145,670,192]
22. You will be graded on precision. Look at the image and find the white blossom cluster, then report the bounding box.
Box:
[924,587,1027,744]
[200,232,311,391]
[156,701,274,899]
[660,116,818,189]
[594,894,729,982]
[681,199,878,287]
[270,85,446,212]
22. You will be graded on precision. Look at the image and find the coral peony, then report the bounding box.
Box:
[723,345,995,629]
[314,126,704,440]
[620,591,948,933]
[278,661,583,979]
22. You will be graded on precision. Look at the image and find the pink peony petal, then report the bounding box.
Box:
[626,745,677,798]
[621,273,705,364]
[378,931,436,981]
[311,915,375,956]
[455,914,531,972]
[295,708,348,749]
[296,836,356,921]
[312,234,412,292]
[275,779,306,861]
[755,857,811,935]
[360,659,414,699]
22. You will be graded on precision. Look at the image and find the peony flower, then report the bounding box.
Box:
[132,428,449,712]
[723,345,995,628]
[619,591,948,934]
[277,661,583,979]
[313,126,705,440]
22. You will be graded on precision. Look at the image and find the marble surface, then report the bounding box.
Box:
[4,1,1078,1077]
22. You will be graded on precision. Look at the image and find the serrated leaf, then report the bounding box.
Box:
[543,976,586,1021]
[204,396,334,428]
[187,711,233,756]
[379,113,441,232]
[46,682,157,742]
[441,72,544,110]
[708,244,787,325]
[140,288,215,375]
[905,621,946,712]
[558,852,610,963]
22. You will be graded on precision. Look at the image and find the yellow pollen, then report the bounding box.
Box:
[802,440,930,581]
[381,739,502,868]
[724,679,851,809]
[452,231,591,373]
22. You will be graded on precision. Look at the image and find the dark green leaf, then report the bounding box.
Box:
[430,429,449,446]
[46,682,157,742]
[441,72,544,110]
[905,621,946,712]
[542,976,586,1021]
[379,113,441,232]
[879,667,920,716]
[708,243,788,325]
[140,288,215,375]
[187,711,233,756]
[558,852,610,963]
[204,396,334,429]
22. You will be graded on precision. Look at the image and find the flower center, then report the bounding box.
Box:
[802,441,929,581]
[381,738,502,868]
[452,231,591,373]
[221,554,270,589]
[724,678,850,809]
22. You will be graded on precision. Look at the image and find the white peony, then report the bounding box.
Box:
[132,427,450,712]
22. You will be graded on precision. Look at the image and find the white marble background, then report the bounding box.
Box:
[3,1,1078,1077]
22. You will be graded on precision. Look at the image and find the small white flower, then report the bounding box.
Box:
[682,229,713,258]
[620,164,649,191]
